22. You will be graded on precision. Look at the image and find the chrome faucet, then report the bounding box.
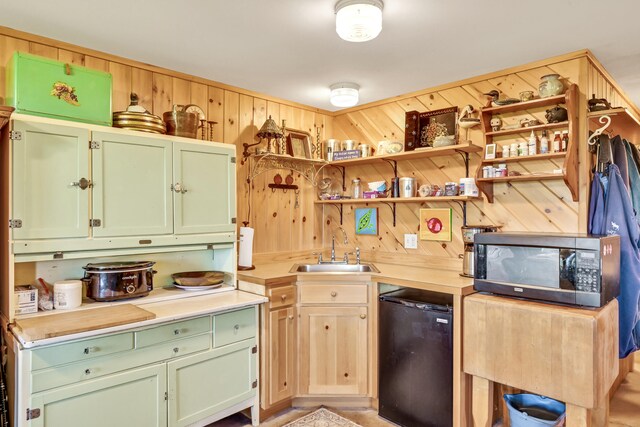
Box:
[330,235,337,262]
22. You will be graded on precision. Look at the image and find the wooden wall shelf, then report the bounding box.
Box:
[477,173,564,183]
[480,152,566,165]
[485,121,568,137]
[328,142,482,167]
[476,84,579,203]
[314,196,479,204]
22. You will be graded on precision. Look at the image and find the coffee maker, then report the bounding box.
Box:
[461,225,499,277]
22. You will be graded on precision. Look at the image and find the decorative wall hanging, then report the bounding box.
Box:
[420,208,452,241]
[404,107,458,151]
[355,208,378,235]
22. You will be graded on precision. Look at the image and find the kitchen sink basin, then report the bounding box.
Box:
[290,263,380,273]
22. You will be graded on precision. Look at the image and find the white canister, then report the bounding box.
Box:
[399,177,417,198]
[459,178,478,197]
[54,280,83,310]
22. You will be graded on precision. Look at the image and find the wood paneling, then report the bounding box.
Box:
[330,58,586,265]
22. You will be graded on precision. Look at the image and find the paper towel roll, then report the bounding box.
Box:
[238,227,255,268]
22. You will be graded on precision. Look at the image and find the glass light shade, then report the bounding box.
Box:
[330,83,360,107]
[335,0,383,42]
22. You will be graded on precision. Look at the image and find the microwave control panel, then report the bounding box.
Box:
[575,250,600,293]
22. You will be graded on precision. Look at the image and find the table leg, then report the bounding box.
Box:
[472,376,494,427]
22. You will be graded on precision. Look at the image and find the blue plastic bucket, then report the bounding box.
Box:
[504,394,566,427]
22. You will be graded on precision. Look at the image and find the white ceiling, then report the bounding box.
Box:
[2,0,640,112]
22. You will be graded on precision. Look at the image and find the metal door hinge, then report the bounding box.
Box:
[164,391,168,401]
[231,157,236,164]
[10,131,22,141]
[252,380,258,389]
[26,408,40,420]
[231,218,237,224]
[9,219,22,229]
[252,345,257,354]
[90,219,102,227]
[90,141,100,149]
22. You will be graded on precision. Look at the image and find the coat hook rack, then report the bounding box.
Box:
[268,173,298,192]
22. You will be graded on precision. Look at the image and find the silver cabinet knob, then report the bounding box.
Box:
[174,329,181,335]
[84,369,91,375]
[330,291,337,297]
[360,314,367,319]
[288,315,294,320]
[173,347,179,353]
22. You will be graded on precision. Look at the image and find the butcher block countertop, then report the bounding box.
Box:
[11,289,267,348]
[238,259,475,296]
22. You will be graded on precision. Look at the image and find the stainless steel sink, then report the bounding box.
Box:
[290,263,379,273]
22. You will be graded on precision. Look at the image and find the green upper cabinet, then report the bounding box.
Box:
[173,142,236,235]
[91,132,173,237]
[11,120,90,240]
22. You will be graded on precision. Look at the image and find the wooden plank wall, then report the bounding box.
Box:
[329,59,586,268]
[0,28,330,255]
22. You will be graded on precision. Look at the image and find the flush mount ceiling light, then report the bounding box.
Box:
[330,82,360,107]
[335,0,384,42]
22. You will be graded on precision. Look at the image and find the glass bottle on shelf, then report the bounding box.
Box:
[561,130,569,152]
[351,179,362,199]
[552,131,562,153]
[540,130,549,154]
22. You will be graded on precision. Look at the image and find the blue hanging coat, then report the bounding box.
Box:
[590,164,640,357]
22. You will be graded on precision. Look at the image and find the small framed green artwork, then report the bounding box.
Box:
[419,208,452,241]
[355,208,378,235]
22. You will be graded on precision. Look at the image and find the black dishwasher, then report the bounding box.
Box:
[378,289,453,427]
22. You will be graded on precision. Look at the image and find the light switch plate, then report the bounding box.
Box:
[404,234,418,249]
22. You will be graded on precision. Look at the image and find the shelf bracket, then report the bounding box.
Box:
[328,164,347,191]
[380,201,397,227]
[452,200,468,226]
[455,151,470,177]
[328,203,344,225]
[248,154,328,186]
[380,159,398,177]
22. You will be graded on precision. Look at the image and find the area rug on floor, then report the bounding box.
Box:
[283,408,363,427]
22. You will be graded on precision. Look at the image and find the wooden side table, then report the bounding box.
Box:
[463,294,618,427]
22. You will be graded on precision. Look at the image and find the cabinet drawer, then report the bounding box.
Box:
[32,334,210,393]
[31,333,134,371]
[213,308,256,347]
[299,284,368,304]
[268,285,295,309]
[136,316,210,348]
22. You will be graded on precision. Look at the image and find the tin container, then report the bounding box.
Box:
[444,182,459,196]
[399,177,417,198]
[358,143,373,157]
[6,52,113,126]
[391,177,400,198]
[343,140,357,150]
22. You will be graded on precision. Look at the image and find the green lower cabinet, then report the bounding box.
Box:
[167,339,257,427]
[30,363,166,427]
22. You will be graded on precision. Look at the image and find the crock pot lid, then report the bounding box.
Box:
[83,261,155,271]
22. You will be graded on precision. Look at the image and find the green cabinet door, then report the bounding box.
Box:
[91,132,173,237]
[29,363,166,427]
[173,142,236,235]
[11,120,90,240]
[167,340,256,427]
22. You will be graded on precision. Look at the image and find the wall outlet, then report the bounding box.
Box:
[404,234,418,249]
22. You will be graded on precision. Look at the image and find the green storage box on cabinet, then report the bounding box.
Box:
[6,52,112,126]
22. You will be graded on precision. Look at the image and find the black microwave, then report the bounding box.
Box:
[474,233,620,307]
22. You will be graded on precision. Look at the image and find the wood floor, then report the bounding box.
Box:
[211,358,640,426]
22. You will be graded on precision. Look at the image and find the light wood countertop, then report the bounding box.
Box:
[13,290,268,348]
[238,259,474,296]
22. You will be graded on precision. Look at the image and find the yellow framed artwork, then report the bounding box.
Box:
[419,208,452,241]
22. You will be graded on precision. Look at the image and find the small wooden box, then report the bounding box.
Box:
[6,52,112,126]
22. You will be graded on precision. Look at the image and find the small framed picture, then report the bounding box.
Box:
[355,208,378,235]
[286,129,312,159]
[419,208,452,241]
[485,143,497,160]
